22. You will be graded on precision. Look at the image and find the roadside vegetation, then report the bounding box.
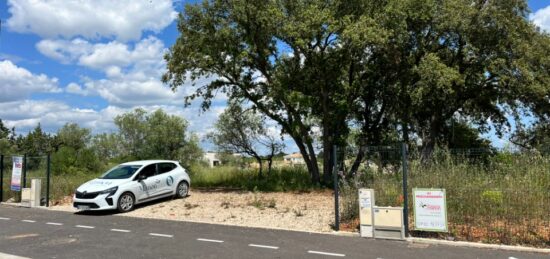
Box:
[340,150,550,247]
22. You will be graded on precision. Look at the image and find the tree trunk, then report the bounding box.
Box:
[267,157,273,176]
[255,156,263,179]
[420,118,440,163]
[306,141,321,184]
[289,134,320,184]
[348,145,365,179]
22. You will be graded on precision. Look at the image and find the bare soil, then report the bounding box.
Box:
[51,189,338,233]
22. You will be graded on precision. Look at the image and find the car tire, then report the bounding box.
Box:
[175,181,189,198]
[117,192,135,213]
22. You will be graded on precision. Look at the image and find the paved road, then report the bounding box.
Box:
[0,206,546,259]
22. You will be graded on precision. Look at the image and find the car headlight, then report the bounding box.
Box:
[100,186,118,196]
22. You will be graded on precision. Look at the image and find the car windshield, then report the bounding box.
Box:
[99,165,142,179]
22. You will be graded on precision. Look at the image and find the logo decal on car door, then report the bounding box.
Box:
[166,176,174,186]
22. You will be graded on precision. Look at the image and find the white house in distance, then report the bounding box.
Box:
[283,152,305,165]
[203,152,221,167]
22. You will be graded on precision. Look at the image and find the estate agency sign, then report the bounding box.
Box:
[11,156,23,191]
[413,188,447,232]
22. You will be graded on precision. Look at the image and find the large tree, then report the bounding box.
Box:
[369,0,550,160]
[209,102,284,177]
[164,0,386,184]
[164,0,550,182]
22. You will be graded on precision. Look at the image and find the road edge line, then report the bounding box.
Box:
[407,237,550,254]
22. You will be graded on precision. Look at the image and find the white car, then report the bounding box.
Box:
[73,160,190,213]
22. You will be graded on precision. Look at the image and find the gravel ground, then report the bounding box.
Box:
[51,189,337,233]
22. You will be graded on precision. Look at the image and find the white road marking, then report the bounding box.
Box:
[111,229,131,233]
[508,257,519,259]
[197,238,224,243]
[248,244,279,250]
[149,233,173,238]
[76,225,95,229]
[21,220,36,223]
[0,217,10,220]
[0,252,31,259]
[46,222,63,226]
[307,250,346,257]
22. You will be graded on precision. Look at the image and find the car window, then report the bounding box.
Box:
[158,163,177,174]
[139,164,157,178]
[100,165,142,179]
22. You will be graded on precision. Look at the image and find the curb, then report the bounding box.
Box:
[407,237,550,254]
[0,202,49,210]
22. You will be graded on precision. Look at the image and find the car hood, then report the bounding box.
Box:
[76,178,128,193]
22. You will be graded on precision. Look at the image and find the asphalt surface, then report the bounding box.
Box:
[0,205,546,259]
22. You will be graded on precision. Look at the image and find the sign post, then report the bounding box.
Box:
[11,156,23,191]
[413,188,448,232]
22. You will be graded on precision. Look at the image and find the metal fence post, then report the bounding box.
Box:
[0,154,4,202]
[333,145,340,231]
[22,154,27,188]
[401,142,410,237]
[46,154,51,207]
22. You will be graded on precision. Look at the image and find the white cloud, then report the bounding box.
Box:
[36,38,92,64]
[531,5,550,32]
[0,60,60,102]
[36,36,166,73]
[1,99,225,139]
[7,0,177,41]
[66,83,89,96]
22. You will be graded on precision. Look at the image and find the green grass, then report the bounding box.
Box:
[188,165,318,192]
[341,152,550,247]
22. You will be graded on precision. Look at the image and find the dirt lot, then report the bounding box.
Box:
[51,189,338,233]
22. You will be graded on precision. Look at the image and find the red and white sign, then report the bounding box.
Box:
[413,188,447,232]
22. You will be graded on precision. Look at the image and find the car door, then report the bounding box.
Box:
[157,162,178,194]
[136,163,159,201]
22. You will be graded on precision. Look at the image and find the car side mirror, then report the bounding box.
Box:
[137,174,147,182]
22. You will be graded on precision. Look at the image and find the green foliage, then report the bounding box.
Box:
[91,133,122,161]
[114,108,203,164]
[188,165,316,192]
[164,0,550,180]
[481,190,503,206]
[341,150,550,247]
[51,146,103,175]
[511,122,550,152]
[56,123,91,150]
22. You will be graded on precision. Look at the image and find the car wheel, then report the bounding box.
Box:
[117,192,135,213]
[176,181,189,198]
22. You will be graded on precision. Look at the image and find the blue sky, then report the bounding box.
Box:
[0,0,549,151]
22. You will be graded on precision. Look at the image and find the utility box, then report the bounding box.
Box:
[30,179,41,207]
[21,188,31,207]
[373,206,405,240]
[358,189,375,238]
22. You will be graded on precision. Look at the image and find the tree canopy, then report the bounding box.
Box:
[162,0,547,183]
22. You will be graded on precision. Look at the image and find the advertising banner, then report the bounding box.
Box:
[11,156,23,191]
[413,188,447,232]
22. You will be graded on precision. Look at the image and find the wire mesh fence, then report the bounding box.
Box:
[1,154,50,206]
[339,144,550,247]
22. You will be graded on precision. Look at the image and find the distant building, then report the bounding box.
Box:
[203,152,221,167]
[283,152,305,165]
